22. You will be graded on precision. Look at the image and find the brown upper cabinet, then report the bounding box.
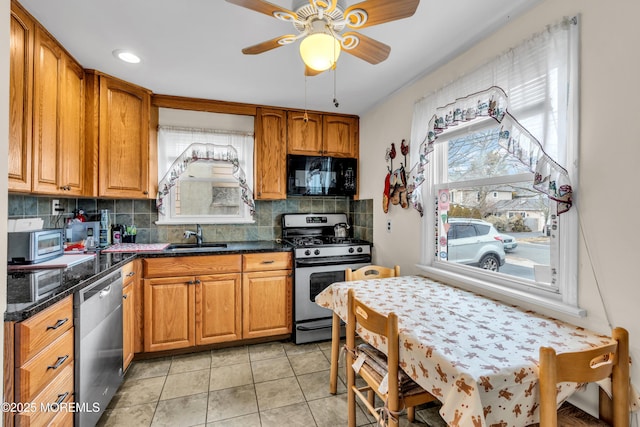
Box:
[254,108,287,200]
[8,2,33,192]
[85,71,156,199]
[288,111,358,158]
[9,2,86,196]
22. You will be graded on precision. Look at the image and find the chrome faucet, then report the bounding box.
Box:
[184,224,203,246]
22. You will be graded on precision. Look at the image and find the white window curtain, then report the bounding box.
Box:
[158,126,254,184]
[408,16,579,216]
[156,126,255,219]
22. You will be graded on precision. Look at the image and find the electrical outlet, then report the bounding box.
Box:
[52,199,60,214]
[387,220,392,233]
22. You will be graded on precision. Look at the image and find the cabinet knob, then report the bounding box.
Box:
[127,271,135,277]
[143,191,149,195]
[195,279,201,285]
[122,294,128,300]
[187,280,195,285]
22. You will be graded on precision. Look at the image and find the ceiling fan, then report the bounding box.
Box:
[225,0,420,76]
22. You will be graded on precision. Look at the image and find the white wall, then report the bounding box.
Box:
[1,0,10,420]
[359,0,640,418]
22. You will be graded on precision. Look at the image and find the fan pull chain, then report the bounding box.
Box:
[304,75,309,123]
[332,27,339,108]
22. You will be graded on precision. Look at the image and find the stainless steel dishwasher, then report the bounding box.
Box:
[74,269,124,426]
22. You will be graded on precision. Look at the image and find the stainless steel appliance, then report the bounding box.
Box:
[68,221,100,248]
[287,155,357,196]
[282,213,371,344]
[74,269,123,426]
[7,229,64,264]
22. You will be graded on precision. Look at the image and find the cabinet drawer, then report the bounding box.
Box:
[16,328,74,403]
[122,261,136,284]
[15,296,73,365]
[243,252,292,272]
[15,362,73,427]
[143,255,242,278]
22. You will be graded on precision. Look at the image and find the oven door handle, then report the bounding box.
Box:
[296,323,334,331]
[295,255,372,268]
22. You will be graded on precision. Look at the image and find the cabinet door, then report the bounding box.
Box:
[122,283,134,371]
[195,273,242,345]
[242,270,292,339]
[323,115,358,158]
[9,3,34,192]
[254,108,287,200]
[98,77,151,198]
[143,277,195,352]
[31,26,62,194]
[287,111,323,155]
[59,55,85,195]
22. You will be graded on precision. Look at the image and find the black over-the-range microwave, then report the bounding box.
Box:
[287,155,357,196]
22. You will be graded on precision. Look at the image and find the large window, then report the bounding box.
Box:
[156,126,255,225]
[413,18,581,315]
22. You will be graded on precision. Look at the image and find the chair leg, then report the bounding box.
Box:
[408,406,415,422]
[329,313,340,394]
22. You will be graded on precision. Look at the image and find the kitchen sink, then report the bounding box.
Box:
[165,242,228,252]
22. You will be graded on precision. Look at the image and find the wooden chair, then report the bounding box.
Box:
[346,289,437,427]
[538,327,630,427]
[329,265,400,395]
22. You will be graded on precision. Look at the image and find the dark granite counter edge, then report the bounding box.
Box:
[5,253,137,322]
[6,242,293,322]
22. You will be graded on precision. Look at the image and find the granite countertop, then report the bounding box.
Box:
[6,240,292,322]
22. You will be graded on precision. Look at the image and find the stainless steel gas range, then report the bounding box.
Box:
[282,213,372,344]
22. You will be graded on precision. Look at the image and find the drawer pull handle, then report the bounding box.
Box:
[55,392,69,406]
[47,355,69,370]
[261,260,275,264]
[46,318,68,331]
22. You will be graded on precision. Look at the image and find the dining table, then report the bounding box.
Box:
[315,275,639,427]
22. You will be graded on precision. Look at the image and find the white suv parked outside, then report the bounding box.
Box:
[446,218,506,271]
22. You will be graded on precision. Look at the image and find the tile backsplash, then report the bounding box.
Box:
[8,194,373,244]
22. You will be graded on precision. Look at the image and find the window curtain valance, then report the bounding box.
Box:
[156,143,255,216]
[407,16,579,216]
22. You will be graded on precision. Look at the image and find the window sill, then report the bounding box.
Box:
[416,264,586,318]
[156,218,255,225]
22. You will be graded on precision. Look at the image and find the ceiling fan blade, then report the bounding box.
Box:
[226,0,298,20]
[242,35,296,55]
[341,32,390,64]
[304,66,324,77]
[344,0,419,29]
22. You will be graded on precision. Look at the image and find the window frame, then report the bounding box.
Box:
[418,121,582,317]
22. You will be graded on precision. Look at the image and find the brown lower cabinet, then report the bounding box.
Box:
[142,253,292,352]
[5,296,75,427]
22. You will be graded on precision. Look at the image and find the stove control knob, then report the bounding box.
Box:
[357,247,363,253]
[348,247,355,253]
[314,249,321,256]
[304,250,311,256]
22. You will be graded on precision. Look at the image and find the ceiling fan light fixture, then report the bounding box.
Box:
[299,32,341,72]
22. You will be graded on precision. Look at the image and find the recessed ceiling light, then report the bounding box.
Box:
[112,49,141,64]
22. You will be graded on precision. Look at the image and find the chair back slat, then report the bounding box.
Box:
[554,342,618,383]
[346,265,400,282]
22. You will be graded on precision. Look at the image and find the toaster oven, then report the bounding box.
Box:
[7,229,64,264]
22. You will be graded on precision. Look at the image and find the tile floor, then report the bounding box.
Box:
[97,339,448,427]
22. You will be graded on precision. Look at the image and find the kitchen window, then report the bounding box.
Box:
[412,17,581,315]
[156,125,255,224]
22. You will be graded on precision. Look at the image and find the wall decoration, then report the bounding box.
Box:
[383,140,410,213]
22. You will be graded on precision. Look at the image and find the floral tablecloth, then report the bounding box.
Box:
[315,275,638,427]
